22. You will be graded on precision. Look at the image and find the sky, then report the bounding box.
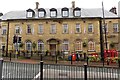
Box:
[0,0,119,14]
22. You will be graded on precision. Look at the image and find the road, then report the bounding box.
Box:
[2,61,120,79]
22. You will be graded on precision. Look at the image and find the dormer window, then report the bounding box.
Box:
[73,7,81,17]
[38,8,46,17]
[50,8,57,17]
[62,7,69,17]
[26,9,35,18]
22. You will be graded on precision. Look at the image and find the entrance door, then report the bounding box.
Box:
[50,44,56,55]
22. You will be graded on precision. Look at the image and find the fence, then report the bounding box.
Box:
[1,60,120,80]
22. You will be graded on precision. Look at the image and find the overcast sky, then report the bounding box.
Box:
[0,0,119,14]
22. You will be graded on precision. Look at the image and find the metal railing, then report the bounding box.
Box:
[1,60,120,80]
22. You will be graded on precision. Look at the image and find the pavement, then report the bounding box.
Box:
[3,57,119,68]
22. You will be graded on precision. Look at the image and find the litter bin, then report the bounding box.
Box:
[72,54,76,61]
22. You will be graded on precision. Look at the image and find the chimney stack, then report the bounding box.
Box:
[35,2,39,9]
[109,7,117,14]
[72,1,75,9]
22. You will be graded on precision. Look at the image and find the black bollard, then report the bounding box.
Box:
[0,58,3,80]
[84,63,87,80]
[40,61,43,80]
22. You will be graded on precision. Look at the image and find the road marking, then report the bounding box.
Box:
[33,69,45,79]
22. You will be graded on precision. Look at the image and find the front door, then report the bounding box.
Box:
[50,44,56,55]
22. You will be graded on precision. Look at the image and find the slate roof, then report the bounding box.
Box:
[1,8,118,20]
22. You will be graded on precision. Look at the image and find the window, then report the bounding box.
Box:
[27,25,32,34]
[62,11,68,17]
[38,24,43,34]
[38,8,46,17]
[38,40,44,51]
[62,40,69,51]
[51,11,56,17]
[74,10,81,16]
[76,24,81,33]
[113,23,118,32]
[15,25,21,34]
[88,23,93,33]
[2,28,7,35]
[39,11,44,17]
[50,8,57,17]
[50,24,56,34]
[75,40,82,51]
[63,24,68,33]
[26,9,34,18]
[102,23,108,33]
[73,7,81,17]
[26,41,32,51]
[88,41,95,51]
[27,12,32,17]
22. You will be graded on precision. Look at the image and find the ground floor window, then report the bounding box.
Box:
[88,41,95,51]
[75,40,82,51]
[38,40,44,51]
[62,39,69,51]
[26,41,32,51]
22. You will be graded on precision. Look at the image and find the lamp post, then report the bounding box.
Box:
[102,2,108,66]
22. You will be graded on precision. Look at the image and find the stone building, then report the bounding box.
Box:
[0,2,119,56]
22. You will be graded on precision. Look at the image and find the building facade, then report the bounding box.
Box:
[0,2,119,56]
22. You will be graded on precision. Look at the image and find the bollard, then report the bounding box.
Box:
[0,58,3,80]
[40,61,43,80]
[84,63,87,80]
[118,59,120,68]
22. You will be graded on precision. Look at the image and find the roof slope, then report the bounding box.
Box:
[1,8,118,20]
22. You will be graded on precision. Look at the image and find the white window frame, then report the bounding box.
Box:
[15,25,21,34]
[38,40,44,51]
[62,11,68,17]
[50,11,56,17]
[62,40,69,51]
[27,24,33,34]
[26,41,32,51]
[63,24,68,33]
[2,27,7,35]
[27,12,33,17]
[39,11,45,17]
[74,10,80,17]
[38,24,43,34]
[88,41,95,51]
[75,41,82,51]
[113,23,118,32]
[76,23,81,33]
[88,23,93,33]
[50,24,56,34]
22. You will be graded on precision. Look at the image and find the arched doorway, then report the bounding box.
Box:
[47,38,60,55]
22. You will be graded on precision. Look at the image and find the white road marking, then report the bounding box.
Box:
[33,69,45,79]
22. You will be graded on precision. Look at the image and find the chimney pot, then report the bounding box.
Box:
[36,2,39,9]
[72,1,75,9]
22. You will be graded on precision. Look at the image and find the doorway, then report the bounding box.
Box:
[50,44,56,55]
